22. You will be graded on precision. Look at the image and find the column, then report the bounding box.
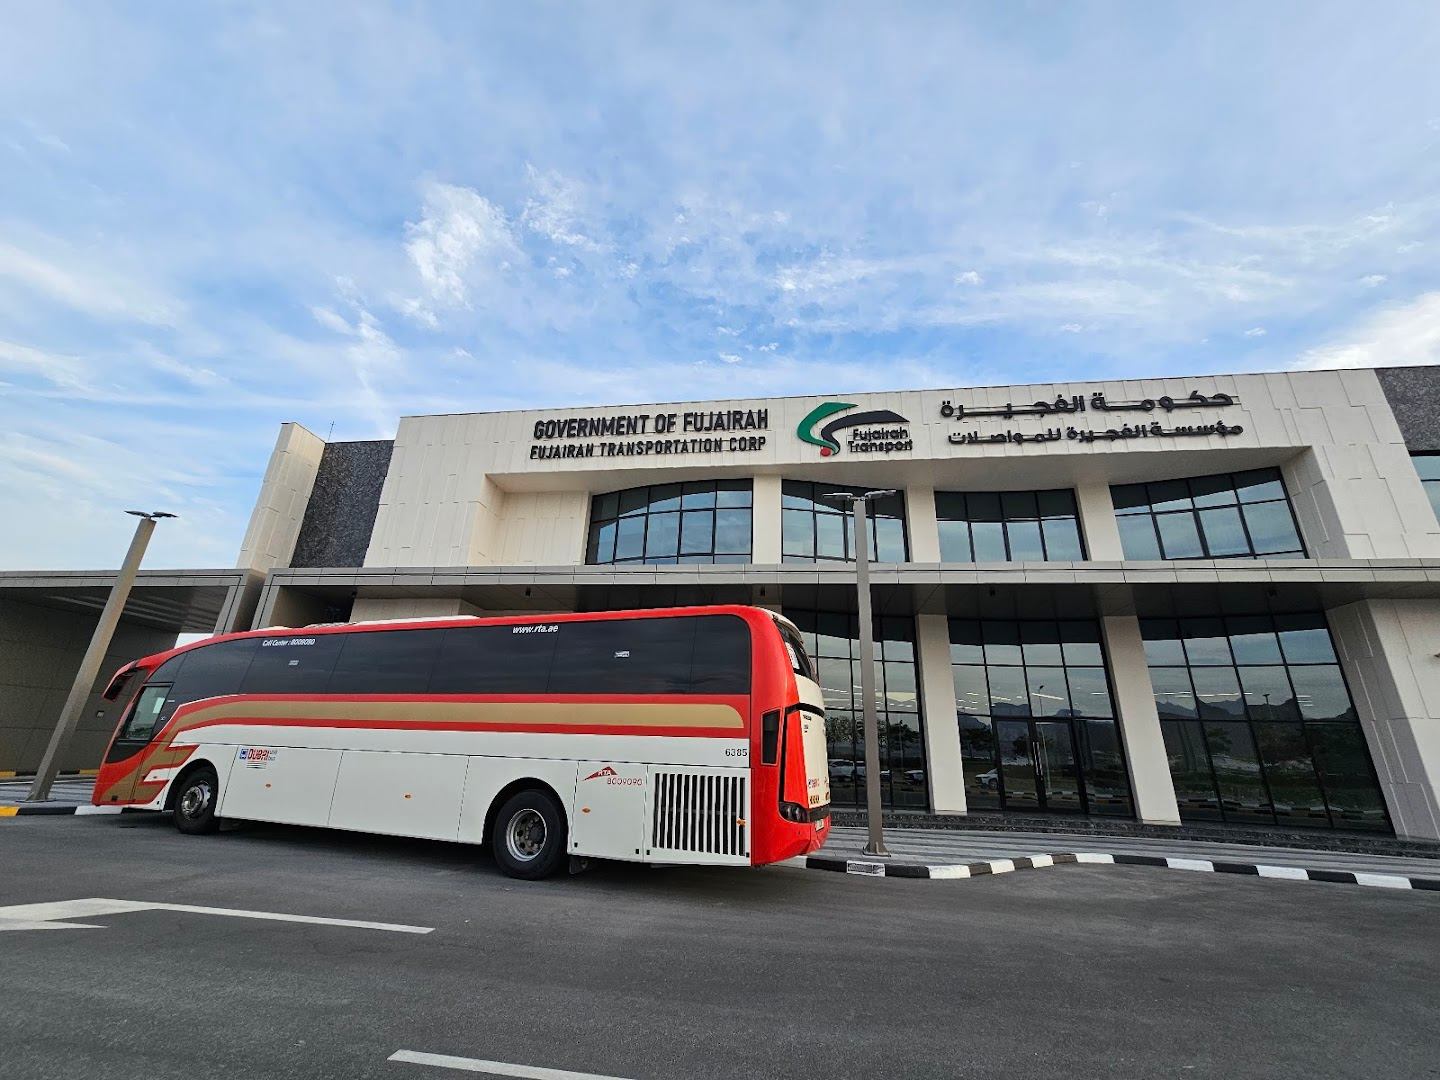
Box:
[1327,599,1440,840]
[905,485,941,563]
[916,613,966,813]
[752,475,783,564]
[1100,614,1181,825]
[1075,480,1124,560]
[235,423,327,573]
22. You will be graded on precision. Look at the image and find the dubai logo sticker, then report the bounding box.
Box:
[796,401,912,457]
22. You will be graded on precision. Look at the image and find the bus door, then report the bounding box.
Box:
[98,682,172,803]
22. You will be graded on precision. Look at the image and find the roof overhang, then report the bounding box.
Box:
[0,569,262,634]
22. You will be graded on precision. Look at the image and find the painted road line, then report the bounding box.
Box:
[0,897,434,934]
[389,1049,633,1079]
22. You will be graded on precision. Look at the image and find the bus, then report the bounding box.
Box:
[92,605,831,878]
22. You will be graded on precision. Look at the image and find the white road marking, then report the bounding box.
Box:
[1028,854,1054,868]
[1255,865,1309,880]
[1352,872,1412,890]
[1164,858,1215,873]
[986,859,1016,875]
[0,919,104,932]
[389,1049,633,1079]
[927,865,971,879]
[74,805,125,816]
[1074,853,1115,864]
[0,897,433,934]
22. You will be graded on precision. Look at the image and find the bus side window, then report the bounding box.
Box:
[761,710,781,765]
[161,638,261,722]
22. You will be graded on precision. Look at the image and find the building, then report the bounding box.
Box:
[5,365,1440,843]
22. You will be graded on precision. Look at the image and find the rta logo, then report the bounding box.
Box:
[582,765,643,786]
[582,766,618,781]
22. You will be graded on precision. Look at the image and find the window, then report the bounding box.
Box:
[1112,468,1305,560]
[785,610,924,808]
[586,481,752,565]
[121,684,171,742]
[949,618,1132,817]
[238,635,344,695]
[156,638,261,724]
[935,489,1085,562]
[781,482,908,563]
[1142,614,1388,831]
[547,616,749,695]
[332,628,447,694]
[1413,453,1440,522]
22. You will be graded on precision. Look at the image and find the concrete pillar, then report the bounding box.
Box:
[916,613,966,813]
[905,485,941,563]
[1075,480,1124,560]
[1327,599,1440,840]
[752,475,782,564]
[1100,614,1181,824]
[236,423,327,573]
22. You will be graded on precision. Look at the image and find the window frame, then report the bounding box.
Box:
[585,481,753,566]
[780,481,909,564]
[934,488,1087,563]
[1111,469,1306,561]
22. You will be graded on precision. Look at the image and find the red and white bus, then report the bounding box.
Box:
[92,605,830,878]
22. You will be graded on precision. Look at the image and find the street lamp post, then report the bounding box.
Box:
[27,511,175,802]
[825,489,895,858]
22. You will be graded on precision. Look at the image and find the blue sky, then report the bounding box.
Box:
[3,2,1440,569]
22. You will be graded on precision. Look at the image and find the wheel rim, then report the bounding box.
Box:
[180,779,213,819]
[504,808,547,862]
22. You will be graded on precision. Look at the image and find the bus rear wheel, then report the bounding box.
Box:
[173,766,220,835]
[492,789,567,880]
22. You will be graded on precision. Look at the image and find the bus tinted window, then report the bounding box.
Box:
[430,625,558,694]
[239,635,343,694]
[548,615,750,695]
[161,638,260,720]
[692,616,753,693]
[330,628,446,694]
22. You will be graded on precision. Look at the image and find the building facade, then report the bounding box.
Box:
[217,365,1440,842]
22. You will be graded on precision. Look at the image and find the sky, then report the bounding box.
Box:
[3,2,1440,570]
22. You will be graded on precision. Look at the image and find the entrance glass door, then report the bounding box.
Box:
[996,720,1039,810]
[995,719,1084,813]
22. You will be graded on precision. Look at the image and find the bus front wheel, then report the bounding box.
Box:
[173,766,221,836]
[492,789,567,880]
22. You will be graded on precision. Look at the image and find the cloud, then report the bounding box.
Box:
[403,181,522,312]
[0,240,175,324]
[1244,327,1266,337]
[954,270,984,286]
[521,166,604,252]
[718,352,742,364]
[1296,292,1440,370]
[1361,274,1388,287]
[1059,323,1083,333]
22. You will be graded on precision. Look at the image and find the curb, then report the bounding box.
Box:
[805,851,1440,892]
[0,805,128,818]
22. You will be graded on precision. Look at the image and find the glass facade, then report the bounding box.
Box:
[586,481,752,565]
[786,610,925,808]
[950,619,1133,817]
[1143,614,1388,831]
[1112,468,1305,560]
[1414,453,1440,522]
[935,489,1085,562]
[781,482,908,563]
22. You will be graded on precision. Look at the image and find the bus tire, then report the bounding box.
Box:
[492,788,567,880]
[172,766,221,836]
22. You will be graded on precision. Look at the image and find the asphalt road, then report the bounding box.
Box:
[1,814,1437,1080]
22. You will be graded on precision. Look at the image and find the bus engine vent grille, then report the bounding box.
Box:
[651,772,748,857]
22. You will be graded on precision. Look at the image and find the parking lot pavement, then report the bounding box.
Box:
[2,813,1438,1080]
[822,826,1440,880]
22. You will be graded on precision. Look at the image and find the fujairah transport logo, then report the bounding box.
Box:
[796,401,912,457]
